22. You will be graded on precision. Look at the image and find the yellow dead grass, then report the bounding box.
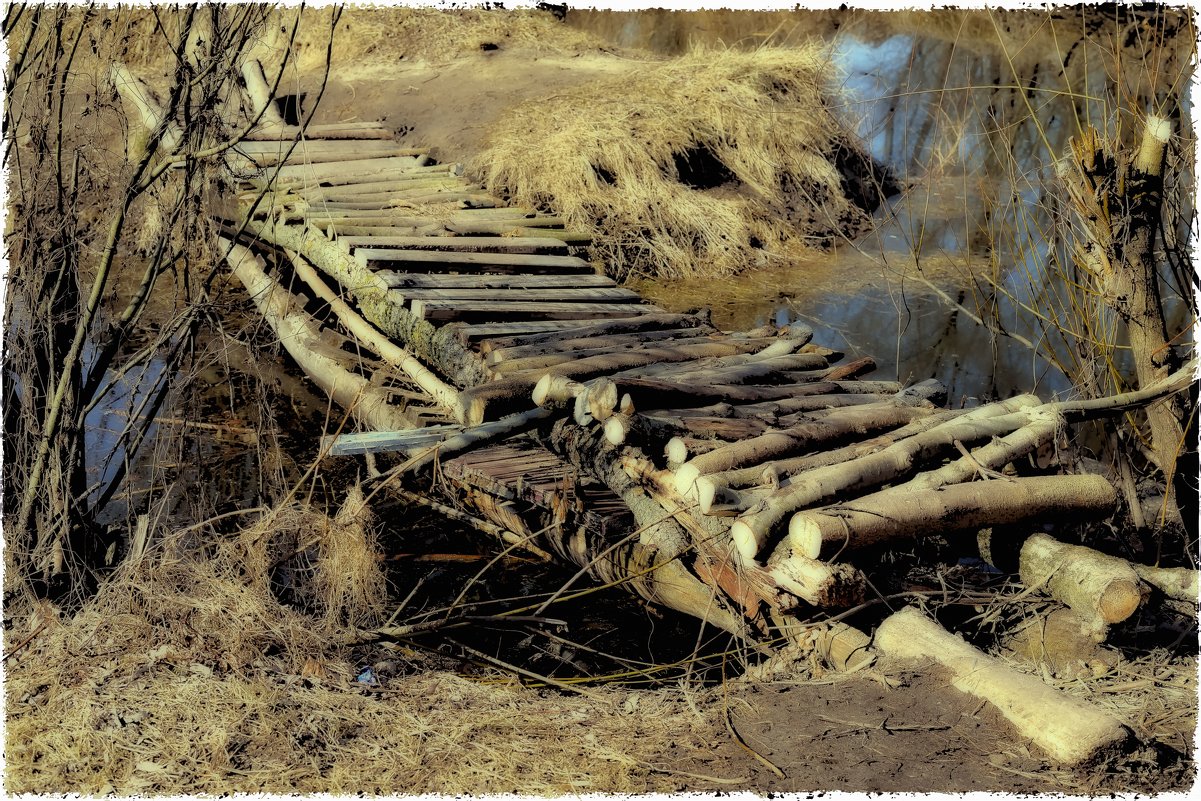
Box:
[475,46,887,280]
[3,497,730,795]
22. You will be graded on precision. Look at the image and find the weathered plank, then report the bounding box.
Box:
[392,287,643,304]
[244,121,395,140]
[455,321,602,339]
[448,224,592,243]
[412,300,656,322]
[255,155,429,184]
[379,272,614,289]
[342,235,569,254]
[355,248,593,272]
[239,140,427,166]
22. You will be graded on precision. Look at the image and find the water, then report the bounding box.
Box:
[622,22,1194,405]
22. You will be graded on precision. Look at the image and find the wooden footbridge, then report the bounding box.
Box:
[216,92,1196,767]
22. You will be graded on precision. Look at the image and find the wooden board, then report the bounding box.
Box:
[454,320,602,339]
[447,222,591,242]
[238,140,427,166]
[412,300,656,322]
[379,272,613,289]
[298,180,475,202]
[258,155,429,183]
[341,235,569,254]
[356,249,591,272]
[243,122,395,140]
[393,287,642,304]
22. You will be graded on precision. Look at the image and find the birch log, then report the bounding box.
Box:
[875,606,1129,765]
[1019,532,1146,637]
[219,238,412,432]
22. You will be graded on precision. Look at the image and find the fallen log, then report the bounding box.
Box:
[1133,563,1199,602]
[536,418,753,638]
[219,238,413,433]
[731,397,1041,561]
[784,475,1118,563]
[674,404,931,498]
[1019,532,1146,639]
[237,217,491,396]
[287,252,461,418]
[874,606,1130,765]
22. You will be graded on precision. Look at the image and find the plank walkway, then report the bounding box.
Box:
[222,121,1131,632]
[210,89,1201,770]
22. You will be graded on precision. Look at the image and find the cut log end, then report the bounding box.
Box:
[604,414,632,446]
[673,461,701,494]
[730,519,763,564]
[533,373,579,407]
[588,379,619,422]
[1097,579,1143,624]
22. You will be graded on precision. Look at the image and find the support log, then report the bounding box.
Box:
[1019,532,1146,637]
[732,397,1041,561]
[219,239,412,433]
[784,476,1118,562]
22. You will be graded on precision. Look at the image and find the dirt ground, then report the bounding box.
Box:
[5,8,1197,796]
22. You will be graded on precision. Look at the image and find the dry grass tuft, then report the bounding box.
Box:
[475,46,890,280]
[4,502,734,795]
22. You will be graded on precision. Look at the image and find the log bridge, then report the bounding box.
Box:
[210,68,1196,767]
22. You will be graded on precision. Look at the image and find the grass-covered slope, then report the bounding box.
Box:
[475,47,896,280]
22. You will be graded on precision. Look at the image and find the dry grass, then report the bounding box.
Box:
[475,46,888,280]
[269,5,605,74]
[3,498,731,795]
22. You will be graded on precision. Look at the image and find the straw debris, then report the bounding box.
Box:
[476,47,893,279]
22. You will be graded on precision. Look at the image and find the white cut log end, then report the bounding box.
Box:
[533,373,577,407]
[768,552,866,606]
[1135,115,1171,175]
[695,475,722,515]
[730,519,762,564]
[786,513,823,560]
[618,393,635,416]
[875,606,1129,766]
[588,379,619,421]
[604,414,631,446]
[672,461,700,493]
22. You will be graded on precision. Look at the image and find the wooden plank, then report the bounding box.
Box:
[392,287,642,303]
[356,249,591,272]
[305,187,483,210]
[293,171,464,198]
[412,300,656,322]
[321,224,444,238]
[243,122,395,140]
[238,140,427,166]
[298,179,474,201]
[445,218,569,233]
[342,236,568,254]
[484,327,714,365]
[257,155,429,183]
[455,321,599,339]
[475,313,706,352]
[265,162,460,189]
[303,208,550,227]
[446,224,592,243]
[321,191,495,208]
[379,272,613,289]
